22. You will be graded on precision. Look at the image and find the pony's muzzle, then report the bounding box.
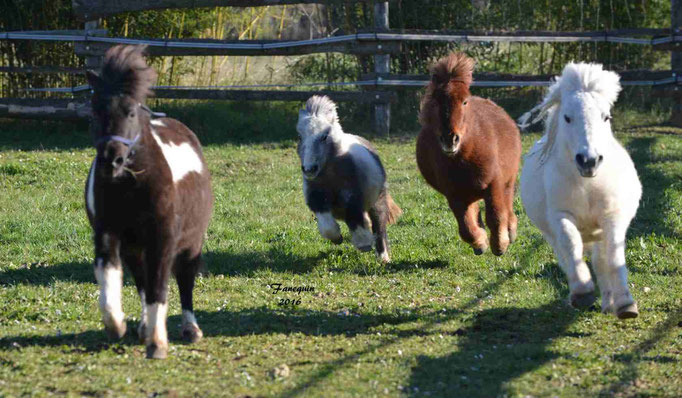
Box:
[100,141,129,178]
[440,132,460,155]
[575,152,603,177]
[302,164,320,179]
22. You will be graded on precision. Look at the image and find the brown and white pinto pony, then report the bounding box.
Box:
[296,96,402,262]
[416,53,521,256]
[84,45,213,359]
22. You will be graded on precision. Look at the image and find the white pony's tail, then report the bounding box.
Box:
[303,95,339,125]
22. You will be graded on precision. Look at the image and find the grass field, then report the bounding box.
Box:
[0,103,680,397]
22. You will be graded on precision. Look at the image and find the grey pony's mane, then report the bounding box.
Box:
[517,62,621,163]
[303,95,339,126]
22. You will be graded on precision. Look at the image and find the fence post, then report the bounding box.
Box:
[84,20,101,138]
[373,2,390,135]
[672,0,682,126]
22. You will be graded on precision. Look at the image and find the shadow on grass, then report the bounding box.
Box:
[627,136,681,240]
[599,306,682,396]
[406,300,579,397]
[0,261,93,286]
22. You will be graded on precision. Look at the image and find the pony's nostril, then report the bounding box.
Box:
[598,155,604,163]
[575,154,585,167]
[113,156,125,168]
[454,134,460,143]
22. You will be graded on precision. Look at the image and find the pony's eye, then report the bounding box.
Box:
[564,115,571,123]
[128,111,135,118]
[462,100,468,106]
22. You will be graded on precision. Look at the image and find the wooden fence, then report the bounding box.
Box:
[1,0,682,132]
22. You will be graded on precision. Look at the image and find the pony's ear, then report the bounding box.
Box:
[86,70,103,92]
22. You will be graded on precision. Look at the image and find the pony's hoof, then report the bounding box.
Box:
[491,246,508,256]
[331,236,343,245]
[616,303,639,319]
[509,228,518,243]
[473,248,484,255]
[570,292,596,309]
[378,251,390,263]
[182,324,204,344]
[105,322,126,340]
[146,343,168,359]
[357,245,372,253]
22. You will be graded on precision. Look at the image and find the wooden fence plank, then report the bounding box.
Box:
[74,39,398,57]
[73,0,374,20]
[152,89,396,103]
[0,99,91,120]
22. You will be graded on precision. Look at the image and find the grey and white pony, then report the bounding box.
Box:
[296,96,401,262]
[519,63,642,319]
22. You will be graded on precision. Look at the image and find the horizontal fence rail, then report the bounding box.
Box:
[1,29,676,58]
[73,0,374,21]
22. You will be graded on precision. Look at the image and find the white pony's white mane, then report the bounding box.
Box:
[518,63,621,161]
[297,95,342,137]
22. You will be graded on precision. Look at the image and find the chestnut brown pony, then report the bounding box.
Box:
[416,53,521,256]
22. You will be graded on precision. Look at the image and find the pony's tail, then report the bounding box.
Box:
[385,193,402,225]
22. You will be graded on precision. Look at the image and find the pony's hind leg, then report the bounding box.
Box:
[449,200,488,255]
[174,249,204,343]
[485,183,512,256]
[505,180,518,243]
[369,198,390,263]
[94,232,126,339]
[123,250,147,343]
[591,241,614,314]
[344,194,374,252]
[551,214,596,308]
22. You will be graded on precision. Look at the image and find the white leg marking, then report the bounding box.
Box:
[86,158,96,218]
[592,242,614,313]
[379,250,390,263]
[146,302,168,348]
[351,226,374,250]
[138,291,147,338]
[604,220,635,310]
[94,262,125,329]
[182,310,198,328]
[316,212,341,241]
[151,128,204,183]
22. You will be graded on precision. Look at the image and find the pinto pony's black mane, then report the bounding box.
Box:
[95,45,157,101]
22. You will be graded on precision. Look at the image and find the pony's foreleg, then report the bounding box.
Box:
[123,251,147,343]
[94,231,126,339]
[306,188,342,244]
[144,233,176,359]
[369,200,390,263]
[603,219,638,319]
[591,241,614,314]
[551,214,595,308]
[449,200,488,255]
[175,250,203,343]
[485,183,511,256]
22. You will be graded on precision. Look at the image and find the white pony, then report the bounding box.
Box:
[519,63,642,319]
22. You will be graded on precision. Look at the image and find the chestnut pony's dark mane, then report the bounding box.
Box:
[98,45,157,101]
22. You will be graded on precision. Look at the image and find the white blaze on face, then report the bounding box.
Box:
[94,261,124,328]
[86,158,96,217]
[146,302,168,347]
[151,129,203,182]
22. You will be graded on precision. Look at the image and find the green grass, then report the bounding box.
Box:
[0,104,681,397]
